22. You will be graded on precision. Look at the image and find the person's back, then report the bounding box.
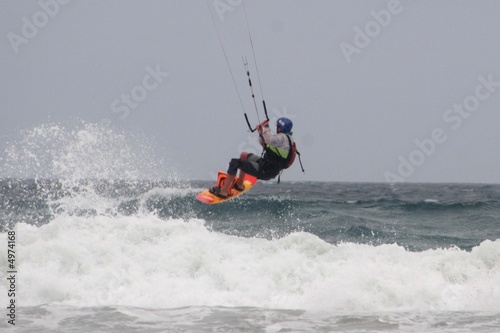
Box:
[259,118,295,179]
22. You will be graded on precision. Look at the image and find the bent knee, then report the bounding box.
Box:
[240,152,249,160]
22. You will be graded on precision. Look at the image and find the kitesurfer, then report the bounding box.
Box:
[210,117,296,198]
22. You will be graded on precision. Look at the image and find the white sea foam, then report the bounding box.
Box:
[1,215,498,312]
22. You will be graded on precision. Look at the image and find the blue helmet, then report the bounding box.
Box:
[276,117,293,133]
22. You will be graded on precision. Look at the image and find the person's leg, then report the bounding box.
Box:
[217,153,260,197]
[219,152,260,196]
[233,152,249,189]
[219,173,236,196]
[218,157,241,196]
[234,153,260,189]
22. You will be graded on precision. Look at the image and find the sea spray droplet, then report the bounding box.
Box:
[1,120,177,218]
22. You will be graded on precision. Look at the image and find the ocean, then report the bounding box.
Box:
[1,123,499,332]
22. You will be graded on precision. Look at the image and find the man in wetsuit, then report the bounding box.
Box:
[210,117,296,198]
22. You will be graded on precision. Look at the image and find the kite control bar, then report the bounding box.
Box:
[244,113,256,133]
[243,58,269,132]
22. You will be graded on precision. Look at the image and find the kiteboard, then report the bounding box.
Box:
[196,170,257,204]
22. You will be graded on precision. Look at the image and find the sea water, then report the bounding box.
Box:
[0,122,499,332]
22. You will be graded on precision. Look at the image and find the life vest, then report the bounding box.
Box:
[264,134,296,169]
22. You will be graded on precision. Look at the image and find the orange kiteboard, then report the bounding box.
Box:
[196,170,257,204]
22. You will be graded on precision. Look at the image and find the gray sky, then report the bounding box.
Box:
[2,0,500,183]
